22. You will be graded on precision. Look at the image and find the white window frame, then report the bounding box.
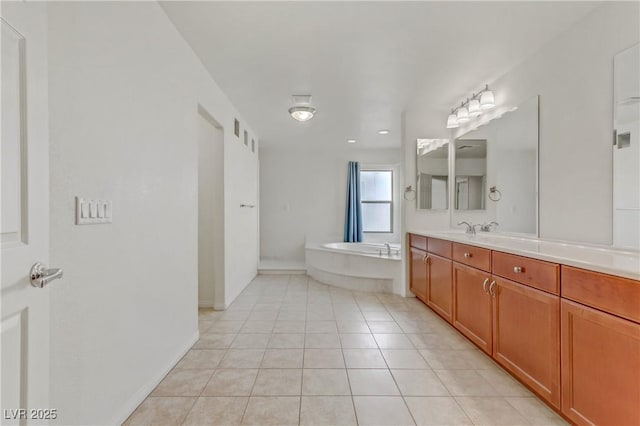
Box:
[360,168,394,234]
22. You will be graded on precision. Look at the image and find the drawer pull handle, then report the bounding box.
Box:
[513,266,523,273]
[482,278,489,294]
[464,252,472,258]
[423,255,430,265]
[489,280,497,297]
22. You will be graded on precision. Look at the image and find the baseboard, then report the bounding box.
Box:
[110,330,199,425]
[258,269,307,275]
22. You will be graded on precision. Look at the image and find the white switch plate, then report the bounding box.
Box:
[75,197,112,225]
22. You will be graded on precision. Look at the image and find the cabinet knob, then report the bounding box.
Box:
[464,252,472,258]
[513,266,523,273]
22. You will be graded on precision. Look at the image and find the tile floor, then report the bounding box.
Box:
[125,275,568,425]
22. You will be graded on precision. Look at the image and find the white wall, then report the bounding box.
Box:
[404,2,640,245]
[197,112,225,308]
[260,147,402,265]
[47,2,259,424]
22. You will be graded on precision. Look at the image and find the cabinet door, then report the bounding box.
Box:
[561,299,640,426]
[410,247,428,302]
[492,277,560,408]
[427,253,452,323]
[452,262,492,354]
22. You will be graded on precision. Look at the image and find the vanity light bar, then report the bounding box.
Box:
[446,84,495,129]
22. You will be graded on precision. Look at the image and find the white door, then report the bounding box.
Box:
[1,3,57,424]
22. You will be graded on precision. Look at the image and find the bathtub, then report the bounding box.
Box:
[305,242,403,295]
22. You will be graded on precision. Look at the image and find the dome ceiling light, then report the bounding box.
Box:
[289,94,316,122]
[445,84,495,129]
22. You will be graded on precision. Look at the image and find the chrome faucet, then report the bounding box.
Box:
[478,221,499,232]
[384,242,392,255]
[458,221,476,235]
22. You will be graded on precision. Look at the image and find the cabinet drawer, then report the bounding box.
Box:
[409,233,427,251]
[427,238,452,258]
[562,266,640,324]
[453,243,491,272]
[492,251,559,295]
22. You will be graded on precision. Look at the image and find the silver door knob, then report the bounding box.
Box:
[30,262,63,288]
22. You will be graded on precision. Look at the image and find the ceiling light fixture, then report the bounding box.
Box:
[347,139,357,144]
[289,95,316,122]
[377,129,390,135]
[445,84,495,129]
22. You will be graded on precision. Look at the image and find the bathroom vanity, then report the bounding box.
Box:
[407,230,640,425]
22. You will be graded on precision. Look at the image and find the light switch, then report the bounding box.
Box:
[76,197,112,225]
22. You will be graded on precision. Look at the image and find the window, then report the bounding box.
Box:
[360,170,393,233]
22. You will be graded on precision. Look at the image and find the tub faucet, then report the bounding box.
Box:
[458,221,476,235]
[384,242,392,255]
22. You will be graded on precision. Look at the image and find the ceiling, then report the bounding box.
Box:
[161,1,599,149]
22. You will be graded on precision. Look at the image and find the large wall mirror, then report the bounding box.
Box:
[613,43,639,250]
[416,139,449,210]
[452,96,539,235]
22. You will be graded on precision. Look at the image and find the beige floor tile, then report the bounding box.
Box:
[405,396,472,426]
[278,311,307,321]
[151,369,213,396]
[252,369,302,395]
[302,369,351,395]
[220,311,252,321]
[260,349,304,368]
[347,369,400,395]
[194,333,236,349]
[231,333,271,349]
[306,320,338,333]
[506,397,569,425]
[353,396,415,425]
[336,321,370,333]
[374,333,415,349]
[280,303,308,312]
[367,321,404,333]
[124,397,196,425]
[208,320,245,333]
[300,396,357,425]
[253,303,281,312]
[381,349,430,369]
[198,321,214,333]
[183,397,248,425]
[406,333,452,349]
[339,333,378,349]
[343,349,387,368]
[202,369,258,396]
[334,311,366,321]
[419,348,477,369]
[242,396,300,425]
[435,369,497,396]
[240,320,275,333]
[273,320,306,333]
[219,349,265,368]
[199,309,224,321]
[456,396,530,425]
[268,333,305,348]
[362,311,394,321]
[176,349,226,369]
[391,369,450,396]
[303,349,345,368]
[305,333,341,348]
[476,367,533,396]
[248,311,279,321]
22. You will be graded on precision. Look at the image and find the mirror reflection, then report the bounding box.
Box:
[453,96,539,235]
[613,43,639,250]
[454,139,486,210]
[416,139,448,210]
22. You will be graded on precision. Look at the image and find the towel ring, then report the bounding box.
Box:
[404,186,416,201]
[488,186,502,202]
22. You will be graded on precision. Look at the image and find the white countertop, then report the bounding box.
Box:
[408,230,640,281]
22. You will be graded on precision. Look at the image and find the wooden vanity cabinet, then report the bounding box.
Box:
[452,262,493,354]
[426,253,452,322]
[409,246,428,302]
[492,276,560,408]
[560,268,640,426]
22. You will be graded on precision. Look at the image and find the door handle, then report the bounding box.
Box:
[482,278,489,294]
[488,280,497,297]
[30,262,64,288]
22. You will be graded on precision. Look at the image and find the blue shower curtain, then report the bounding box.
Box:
[344,161,363,242]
